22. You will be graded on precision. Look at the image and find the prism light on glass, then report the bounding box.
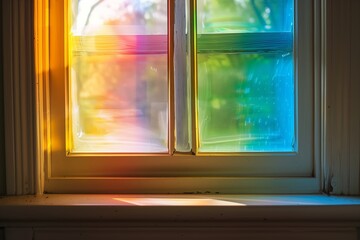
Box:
[69,0,169,153]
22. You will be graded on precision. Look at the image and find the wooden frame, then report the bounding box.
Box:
[43,0,320,193]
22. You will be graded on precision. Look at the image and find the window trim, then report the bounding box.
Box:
[36,0,323,194]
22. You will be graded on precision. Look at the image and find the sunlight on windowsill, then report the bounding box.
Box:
[2,194,360,207]
[112,198,245,206]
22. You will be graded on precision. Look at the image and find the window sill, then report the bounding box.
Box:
[1,194,360,227]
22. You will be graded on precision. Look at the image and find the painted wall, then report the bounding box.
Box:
[324,0,360,195]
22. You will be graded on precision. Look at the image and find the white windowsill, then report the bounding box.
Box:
[1,194,360,227]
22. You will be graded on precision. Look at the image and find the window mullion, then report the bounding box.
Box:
[168,0,175,154]
[174,0,191,153]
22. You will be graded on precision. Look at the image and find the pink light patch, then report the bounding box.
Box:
[113,198,245,206]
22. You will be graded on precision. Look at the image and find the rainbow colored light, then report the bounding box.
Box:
[69,0,169,153]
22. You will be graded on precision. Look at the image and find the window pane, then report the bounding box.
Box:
[198,53,294,152]
[69,0,168,153]
[197,0,293,33]
[196,0,295,153]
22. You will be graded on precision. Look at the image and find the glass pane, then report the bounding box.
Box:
[72,0,168,35]
[197,53,295,152]
[197,0,293,33]
[196,0,295,153]
[69,0,168,153]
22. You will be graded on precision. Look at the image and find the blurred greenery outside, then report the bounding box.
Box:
[198,0,294,152]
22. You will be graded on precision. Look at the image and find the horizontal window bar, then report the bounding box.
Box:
[71,35,168,55]
[71,32,292,54]
[197,32,293,53]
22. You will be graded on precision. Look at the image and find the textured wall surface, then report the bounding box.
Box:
[2,0,36,195]
[325,0,360,195]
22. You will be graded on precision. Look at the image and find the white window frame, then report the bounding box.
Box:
[31,0,321,193]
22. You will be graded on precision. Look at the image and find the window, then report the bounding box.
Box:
[43,0,320,193]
